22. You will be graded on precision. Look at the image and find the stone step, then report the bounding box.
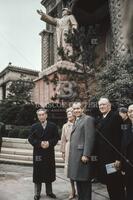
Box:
[2,138,61,151]
[0,153,32,161]
[0,158,64,167]
[1,147,62,157]
[2,138,31,149]
[0,138,64,167]
[0,153,64,163]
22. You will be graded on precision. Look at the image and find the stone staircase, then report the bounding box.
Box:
[0,138,64,167]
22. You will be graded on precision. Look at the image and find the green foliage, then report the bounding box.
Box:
[8,127,20,138]
[0,101,39,125]
[15,103,38,125]
[0,77,39,126]
[7,79,35,104]
[8,126,31,138]
[18,127,30,138]
[63,26,99,67]
[96,57,133,106]
[0,101,20,124]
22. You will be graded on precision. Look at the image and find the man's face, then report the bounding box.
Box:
[98,100,111,115]
[37,111,47,123]
[128,105,133,122]
[119,112,128,120]
[73,103,84,117]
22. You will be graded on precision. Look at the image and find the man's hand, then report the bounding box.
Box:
[37,9,44,16]
[41,141,49,149]
[114,160,121,170]
[81,156,89,163]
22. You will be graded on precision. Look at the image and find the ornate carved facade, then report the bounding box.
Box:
[109,0,129,64]
[34,0,132,106]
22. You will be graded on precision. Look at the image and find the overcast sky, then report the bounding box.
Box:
[0,0,46,72]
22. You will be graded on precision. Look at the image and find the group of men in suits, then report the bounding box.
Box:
[28,99,133,200]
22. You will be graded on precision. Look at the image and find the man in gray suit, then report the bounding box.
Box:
[68,102,95,200]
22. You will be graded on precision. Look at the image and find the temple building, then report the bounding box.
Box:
[0,63,39,101]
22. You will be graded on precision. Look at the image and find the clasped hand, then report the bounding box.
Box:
[41,141,49,149]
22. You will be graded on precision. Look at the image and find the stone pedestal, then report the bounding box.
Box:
[33,61,77,106]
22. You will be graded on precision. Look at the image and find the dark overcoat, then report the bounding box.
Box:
[68,114,95,181]
[96,111,123,183]
[28,121,59,183]
[121,122,133,183]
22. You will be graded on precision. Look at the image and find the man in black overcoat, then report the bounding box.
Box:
[28,108,59,200]
[121,104,133,200]
[96,97,125,200]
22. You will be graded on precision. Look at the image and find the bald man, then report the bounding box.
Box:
[97,98,125,200]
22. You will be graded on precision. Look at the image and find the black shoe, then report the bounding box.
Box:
[47,193,56,198]
[34,195,40,200]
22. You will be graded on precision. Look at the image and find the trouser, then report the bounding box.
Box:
[76,180,91,200]
[106,172,125,200]
[126,183,133,200]
[34,182,52,196]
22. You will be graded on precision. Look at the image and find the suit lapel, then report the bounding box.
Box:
[43,121,49,134]
[38,121,49,137]
[71,114,85,135]
[98,111,112,130]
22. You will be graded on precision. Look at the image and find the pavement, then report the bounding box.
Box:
[0,164,109,200]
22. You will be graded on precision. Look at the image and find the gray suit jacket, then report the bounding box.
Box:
[68,114,95,181]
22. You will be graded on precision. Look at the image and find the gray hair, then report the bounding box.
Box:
[36,108,48,114]
[66,107,73,113]
[72,102,84,109]
[98,97,111,105]
[128,104,133,111]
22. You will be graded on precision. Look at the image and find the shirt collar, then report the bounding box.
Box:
[103,111,110,118]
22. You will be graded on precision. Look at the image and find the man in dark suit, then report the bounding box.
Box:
[121,104,133,200]
[68,102,95,200]
[28,108,59,200]
[97,97,125,200]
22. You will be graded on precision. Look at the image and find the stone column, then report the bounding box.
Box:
[40,30,54,71]
[109,0,129,62]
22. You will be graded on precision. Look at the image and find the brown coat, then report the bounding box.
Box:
[60,121,73,175]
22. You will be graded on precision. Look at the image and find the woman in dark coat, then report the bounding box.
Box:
[28,108,59,200]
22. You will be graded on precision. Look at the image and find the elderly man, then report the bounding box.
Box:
[121,104,133,200]
[28,108,59,200]
[97,97,125,200]
[68,102,95,200]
